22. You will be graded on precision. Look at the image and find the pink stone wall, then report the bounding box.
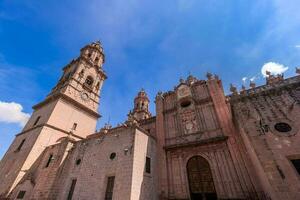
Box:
[231,78,300,200]
[156,76,264,199]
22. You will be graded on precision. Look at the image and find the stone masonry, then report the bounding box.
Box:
[0,42,299,200]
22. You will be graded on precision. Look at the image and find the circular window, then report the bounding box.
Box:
[274,123,292,133]
[110,152,116,160]
[76,159,82,165]
[180,100,191,108]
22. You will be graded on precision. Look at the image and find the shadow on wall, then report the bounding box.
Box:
[138,137,157,200]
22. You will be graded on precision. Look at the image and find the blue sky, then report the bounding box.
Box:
[1,0,300,158]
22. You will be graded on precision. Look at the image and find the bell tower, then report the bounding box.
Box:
[0,41,107,197]
[46,41,106,115]
[130,89,152,121]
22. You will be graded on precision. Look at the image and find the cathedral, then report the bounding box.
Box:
[0,41,300,200]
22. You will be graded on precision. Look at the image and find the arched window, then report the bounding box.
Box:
[85,76,94,87]
[79,69,84,78]
[95,82,100,90]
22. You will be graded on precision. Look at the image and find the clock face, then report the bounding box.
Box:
[81,92,89,101]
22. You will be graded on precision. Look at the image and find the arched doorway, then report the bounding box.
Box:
[187,156,217,200]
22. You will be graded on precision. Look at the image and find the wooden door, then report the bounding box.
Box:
[187,156,217,200]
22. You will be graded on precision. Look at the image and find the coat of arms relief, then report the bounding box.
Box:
[176,84,199,135]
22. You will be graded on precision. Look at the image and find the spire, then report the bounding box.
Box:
[130,89,152,121]
[230,84,238,95]
[250,81,256,88]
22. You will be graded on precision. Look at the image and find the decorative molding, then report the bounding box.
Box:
[33,93,100,119]
[164,135,228,150]
[229,75,300,102]
[15,123,84,140]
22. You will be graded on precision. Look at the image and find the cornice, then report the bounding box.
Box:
[228,75,300,102]
[48,78,101,101]
[164,135,228,150]
[16,123,84,140]
[33,93,101,119]
[139,116,156,125]
[92,125,156,141]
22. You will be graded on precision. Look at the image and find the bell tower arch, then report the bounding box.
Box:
[0,41,107,197]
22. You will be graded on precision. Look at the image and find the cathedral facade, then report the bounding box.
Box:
[0,42,300,200]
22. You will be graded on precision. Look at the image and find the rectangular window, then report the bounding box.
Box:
[145,157,151,174]
[291,159,300,175]
[17,191,26,199]
[67,179,77,200]
[72,123,77,131]
[15,139,26,152]
[105,176,115,200]
[33,116,41,126]
[45,154,53,168]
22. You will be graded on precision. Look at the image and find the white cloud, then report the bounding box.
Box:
[295,45,300,48]
[261,62,288,77]
[242,77,247,83]
[0,101,30,126]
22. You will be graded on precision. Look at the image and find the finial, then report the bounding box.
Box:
[187,74,197,85]
[266,73,284,85]
[206,72,213,79]
[214,74,219,80]
[250,81,256,88]
[230,84,238,94]
[99,122,112,134]
[155,91,163,100]
[240,85,246,94]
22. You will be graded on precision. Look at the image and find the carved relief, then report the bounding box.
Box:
[180,109,199,134]
[177,85,191,99]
